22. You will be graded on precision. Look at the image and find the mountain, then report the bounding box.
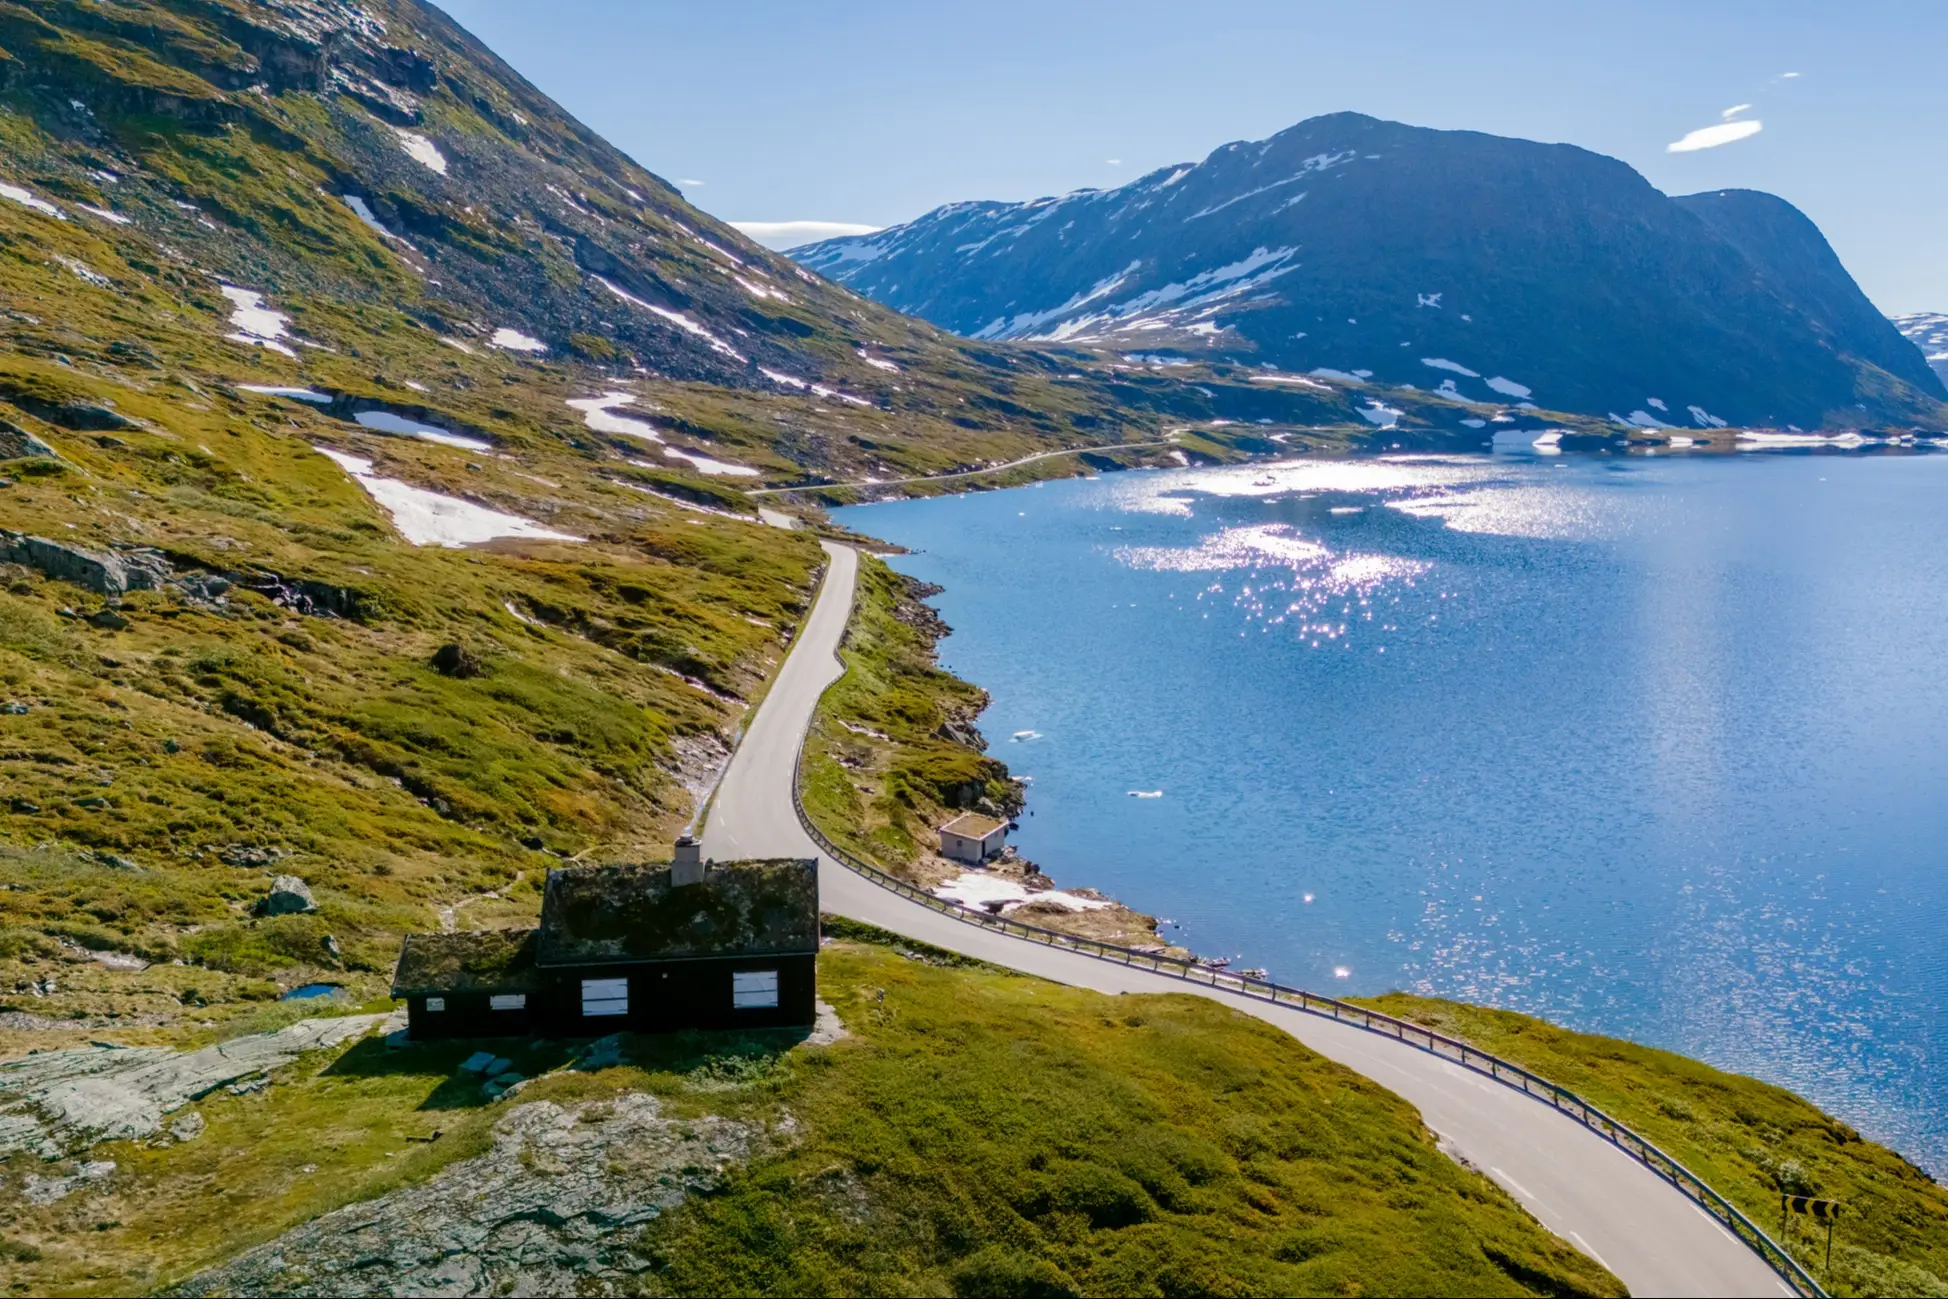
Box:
[797,112,1948,432]
[1894,313,1948,387]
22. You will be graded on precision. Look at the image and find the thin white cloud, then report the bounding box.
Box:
[1667,119,1763,153]
[1106,158,1123,165]
[731,220,882,250]
[1779,71,1800,79]
[1721,103,1753,119]
[678,178,705,187]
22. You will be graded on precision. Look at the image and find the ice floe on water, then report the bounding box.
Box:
[0,183,64,220]
[568,392,662,442]
[1127,789,1163,799]
[1421,357,1479,377]
[393,128,448,175]
[239,385,331,404]
[220,286,297,357]
[1736,430,1873,449]
[593,276,744,361]
[354,410,492,452]
[662,447,759,477]
[933,873,1109,913]
[1485,376,1532,398]
[315,448,581,547]
[491,327,546,353]
[77,203,130,226]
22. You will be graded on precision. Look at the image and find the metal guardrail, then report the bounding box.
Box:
[792,745,1824,1296]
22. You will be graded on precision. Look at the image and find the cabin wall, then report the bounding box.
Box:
[546,953,818,1034]
[405,991,534,1040]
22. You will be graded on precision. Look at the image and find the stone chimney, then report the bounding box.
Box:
[672,835,705,887]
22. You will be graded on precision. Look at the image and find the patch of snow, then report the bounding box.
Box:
[77,204,131,226]
[593,276,743,361]
[54,256,110,288]
[758,368,871,407]
[342,195,398,239]
[1687,404,1728,429]
[1484,376,1532,399]
[315,447,581,547]
[1417,292,1442,308]
[1308,368,1364,383]
[856,349,900,372]
[1646,397,1668,412]
[490,327,546,353]
[1421,357,1480,377]
[1624,409,1675,429]
[663,447,759,477]
[238,385,331,404]
[393,129,448,175]
[354,410,492,451]
[0,183,64,220]
[568,392,662,443]
[1249,373,1330,390]
[1736,430,1872,448]
[220,286,298,358]
[440,337,476,355]
[933,873,1109,914]
[1358,402,1403,428]
[733,274,790,302]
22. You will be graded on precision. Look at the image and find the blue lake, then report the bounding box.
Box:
[836,448,1948,1175]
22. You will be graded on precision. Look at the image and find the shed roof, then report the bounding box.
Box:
[537,858,818,966]
[391,928,540,997]
[940,812,1007,839]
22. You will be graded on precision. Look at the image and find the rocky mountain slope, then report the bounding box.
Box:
[0,0,1217,1046]
[798,112,1948,433]
[1894,313,1948,387]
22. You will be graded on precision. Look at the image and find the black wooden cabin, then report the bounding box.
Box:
[392,848,819,1040]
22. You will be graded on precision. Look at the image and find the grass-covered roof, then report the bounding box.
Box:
[538,859,818,965]
[390,927,539,996]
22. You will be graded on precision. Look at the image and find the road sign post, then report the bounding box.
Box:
[1780,1195,1842,1277]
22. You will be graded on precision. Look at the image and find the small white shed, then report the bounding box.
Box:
[938,812,1007,864]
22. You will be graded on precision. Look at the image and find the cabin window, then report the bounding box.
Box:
[425,997,445,1012]
[582,977,629,1017]
[489,993,526,1011]
[732,969,780,1009]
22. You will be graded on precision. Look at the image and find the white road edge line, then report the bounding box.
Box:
[1569,1231,1613,1273]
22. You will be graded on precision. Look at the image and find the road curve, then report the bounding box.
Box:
[704,540,1788,1299]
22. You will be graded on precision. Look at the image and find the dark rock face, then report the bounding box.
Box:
[797,112,1947,431]
[431,642,484,677]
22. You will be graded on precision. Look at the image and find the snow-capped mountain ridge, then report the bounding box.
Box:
[797,113,1947,431]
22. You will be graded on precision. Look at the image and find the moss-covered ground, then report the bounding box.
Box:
[1362,994,1948,1297]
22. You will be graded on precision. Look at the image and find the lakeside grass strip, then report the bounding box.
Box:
[1364,995,1948,1298]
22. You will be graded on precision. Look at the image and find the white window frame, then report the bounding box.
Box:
[582,977,630,1017]
[489,993,527,1011]
[732,969,780,1010]
[425,996,445,1012]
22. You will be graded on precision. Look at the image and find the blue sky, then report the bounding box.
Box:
[438,0,1946,313]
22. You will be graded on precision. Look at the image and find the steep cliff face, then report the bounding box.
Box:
[798,112,1947,432]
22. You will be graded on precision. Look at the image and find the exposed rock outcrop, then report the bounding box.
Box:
[0,1013,396,1157]
[170,1093,760,1298]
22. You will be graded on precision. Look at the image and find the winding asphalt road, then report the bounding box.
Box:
[703,540,1789,1299]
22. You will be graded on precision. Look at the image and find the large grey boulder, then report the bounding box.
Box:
[259,875,317,916]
